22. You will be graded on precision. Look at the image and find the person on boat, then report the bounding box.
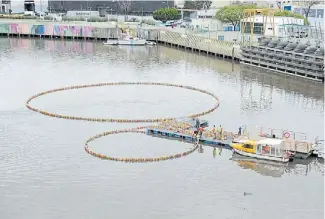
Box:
[238,127,242,136]
[198,126,204,139]
[195,118,200,130]
[264,145,270,153]
[212,125,217,139]
[193,130,198,139]
[219,125,224,140]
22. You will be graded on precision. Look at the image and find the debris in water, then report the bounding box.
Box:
[244,192,252,196]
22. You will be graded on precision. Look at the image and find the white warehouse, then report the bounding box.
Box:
[241,15,304,36]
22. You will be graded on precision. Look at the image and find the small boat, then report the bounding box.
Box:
[312,140,324,159]
[313,149,324,159]
[103,40,118,45]
[145,41,157,46]
[231,138,293,163]
[103,33,146,46]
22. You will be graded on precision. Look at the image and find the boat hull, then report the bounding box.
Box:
[233,148,290,163]
[118,39,147,45]
[313,150,324,159]
[103,40,118,45]
[103,39,147,46]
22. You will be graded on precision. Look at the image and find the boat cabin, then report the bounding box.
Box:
[256,138,287,157]
[231,139,256,153]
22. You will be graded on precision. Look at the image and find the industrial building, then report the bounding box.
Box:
[1,0,11,13]
[47,0,175,15]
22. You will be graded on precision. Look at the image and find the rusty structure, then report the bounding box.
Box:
[241,8,278,44]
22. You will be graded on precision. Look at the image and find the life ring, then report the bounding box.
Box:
[284,132,290,138]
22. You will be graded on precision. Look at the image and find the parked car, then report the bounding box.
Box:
[180,22,190,28]
[165,20,175,27]
[180,17,192,28]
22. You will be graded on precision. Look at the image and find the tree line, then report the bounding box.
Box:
[151,0,319,26]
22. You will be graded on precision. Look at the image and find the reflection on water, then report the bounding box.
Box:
[231,154,324,178]
[240,66,324,108]
[0,38,324,219]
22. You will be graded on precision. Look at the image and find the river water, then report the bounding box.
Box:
[0,38,324,219]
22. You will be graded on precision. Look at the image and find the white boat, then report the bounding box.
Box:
[313,148,324,159]
[233,148,291,163]
[145,41,157,46]
[103,40,118,45]
[312,140,324,159]
[231,138,293,163]
[103,33,147,46]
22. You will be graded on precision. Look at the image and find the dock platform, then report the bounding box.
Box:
[146,127,232,147]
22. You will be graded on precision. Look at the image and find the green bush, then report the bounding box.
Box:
[86,17,107,22]
[126,17,140,22]
[67,16,87,21]
[0,15,38,19]
[142,19,156,25]
[153,8,181,22]
[274,10,309,25]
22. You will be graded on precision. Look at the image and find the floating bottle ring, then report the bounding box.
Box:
[25,82,219,123]
[84,126,199,163]
[25,82,219,162]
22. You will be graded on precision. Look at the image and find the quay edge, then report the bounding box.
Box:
[0,20,323,82]
[0,20,242,61]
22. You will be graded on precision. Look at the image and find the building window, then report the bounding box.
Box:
[294,8,301,14]
[309,9,316,17]
[317,9,324,18]
[242,23,264,34]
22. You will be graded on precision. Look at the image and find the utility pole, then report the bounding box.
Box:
[141,7,143,22]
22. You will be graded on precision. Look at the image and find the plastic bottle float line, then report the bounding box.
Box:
[84,127,199,163]
[25,82,219,162]
[25,82,220,123]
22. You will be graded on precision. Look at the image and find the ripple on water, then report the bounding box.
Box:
[0,38,324,219]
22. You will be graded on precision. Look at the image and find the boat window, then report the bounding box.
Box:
[276,148,281,156]
[256,144,261,154]
[271,147,276,156]
[243,144,254,149]
[262,145,271,154]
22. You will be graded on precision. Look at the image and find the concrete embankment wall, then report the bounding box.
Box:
[0,20,120,39]
[0,20,241,59]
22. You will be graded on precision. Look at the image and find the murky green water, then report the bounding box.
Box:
[0,38,324,219]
